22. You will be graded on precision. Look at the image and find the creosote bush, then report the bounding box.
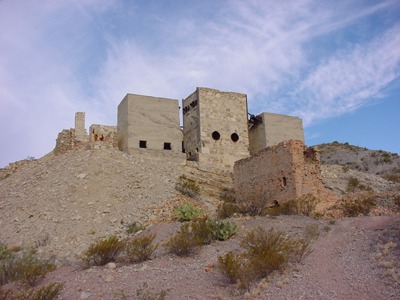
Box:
[218,227,312,289]
[125,233,158,263]
[265,194,317,217]
[174,203,204,222]
[216,201,239,219]
[81,235,125,266]
[0,244,55,288]
[175,175,200,198]
[166,218,237,256]
[0,282,64,300]
[339,195,376,217]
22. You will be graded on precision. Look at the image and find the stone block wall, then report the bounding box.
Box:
[183,87,250,173]
[234,140,337,208]
[118,94,183,156]
[74,112,88,142]
[249,112,304,155]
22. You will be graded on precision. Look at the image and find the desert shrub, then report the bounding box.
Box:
[238,197,269,216]
[136,282,169,300]
[0,246,55,288]
[13,248,56,287]
[175,175,200,198]
[347,177,360,192]
[305,224,320,240]
[217,251,244,284]
[126,221,145,235]
[241,228,294,278]
[209,219,237,241]
[266,194,317,216]
[165,223,203,257]
[340,195,376,217]
[382,152,392,163]
[174,203,203,222]
[189,218,215,245]
[216,201,239,219]
[81,235,124,266]
[2,282,64,300]
[217,227,313,289]
[125,233,158,263]
[385,174,400,183]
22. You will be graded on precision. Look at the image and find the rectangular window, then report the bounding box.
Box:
[139,140,147,148]
[164,142,171,150]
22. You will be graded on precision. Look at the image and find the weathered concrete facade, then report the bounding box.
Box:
[117,94,183,156]
[182,88,250,172]
[234,140,337,207]
[249,112,304,155]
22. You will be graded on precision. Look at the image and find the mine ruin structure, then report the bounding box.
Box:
[53,87,335,205]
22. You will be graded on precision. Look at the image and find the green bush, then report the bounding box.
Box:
[126,221,145,235]
[209,219,237,241]
[125,233,158,263]
[174,203,204,222]
[175,175,200,198]
[81,235,125,266]
[217,227,313,289]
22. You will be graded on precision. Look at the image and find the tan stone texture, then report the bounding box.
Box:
[117,94,183,156]
[249,112,304,155]
[234,140,337,208]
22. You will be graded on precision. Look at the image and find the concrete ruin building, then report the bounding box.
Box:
[54,87,336,205]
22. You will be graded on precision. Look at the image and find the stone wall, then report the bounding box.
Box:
[234,140,337,208]
[117,94,183,156]
[249,112,304,155]
[183,87,250,173]
[89,124,118,148]
[74,112,88,142]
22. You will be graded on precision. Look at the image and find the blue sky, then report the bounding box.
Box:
[0,0,399,167]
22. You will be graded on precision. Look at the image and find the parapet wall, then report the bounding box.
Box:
[234,140,337,208]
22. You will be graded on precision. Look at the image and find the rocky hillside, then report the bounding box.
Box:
[0,142,399,263]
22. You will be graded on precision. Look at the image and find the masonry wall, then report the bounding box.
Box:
[74,112,88,142]
[183,87,250,173]
[89,124,118,148]
[234,140,336,208]
[249,112,304,155]
[117,94,183,155]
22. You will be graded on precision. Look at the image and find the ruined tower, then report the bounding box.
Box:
[182,87,250,172]
[74,112,88,142]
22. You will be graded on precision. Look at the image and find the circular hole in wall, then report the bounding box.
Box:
[231,133,239,142]
[212,131,221,140]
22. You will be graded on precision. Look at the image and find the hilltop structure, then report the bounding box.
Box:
[53,87,337,207]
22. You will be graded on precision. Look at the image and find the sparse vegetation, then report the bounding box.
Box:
[81,235,125,266]
[165,223,203,257]
[0,244,55,287]
[174,203,204,222]
[266,194,317,217]
[338,194,376,217]
[125,233,158,263]
[216,201,239,219]
[126,221,145,235]
[136,282,169,300]
[346,177,373,193]
[218,227,313,289]
[305,224,320,240]
[175,175,200,198]
[0,282,64,300]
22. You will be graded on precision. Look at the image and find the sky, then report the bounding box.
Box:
[1,0,399,168]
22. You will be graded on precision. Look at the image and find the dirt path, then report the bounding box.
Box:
[265,215,399,300]
[21,215,400,299]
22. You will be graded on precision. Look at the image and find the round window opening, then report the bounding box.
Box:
[212,131,221,141]
[231,133,239,142]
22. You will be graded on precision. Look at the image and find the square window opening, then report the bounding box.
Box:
[164,142,172,150]
[139,140,147,148]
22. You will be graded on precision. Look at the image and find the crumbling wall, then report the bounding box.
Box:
[54,129,76,154]
[234,140,337,208]
[89,124,118,148]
